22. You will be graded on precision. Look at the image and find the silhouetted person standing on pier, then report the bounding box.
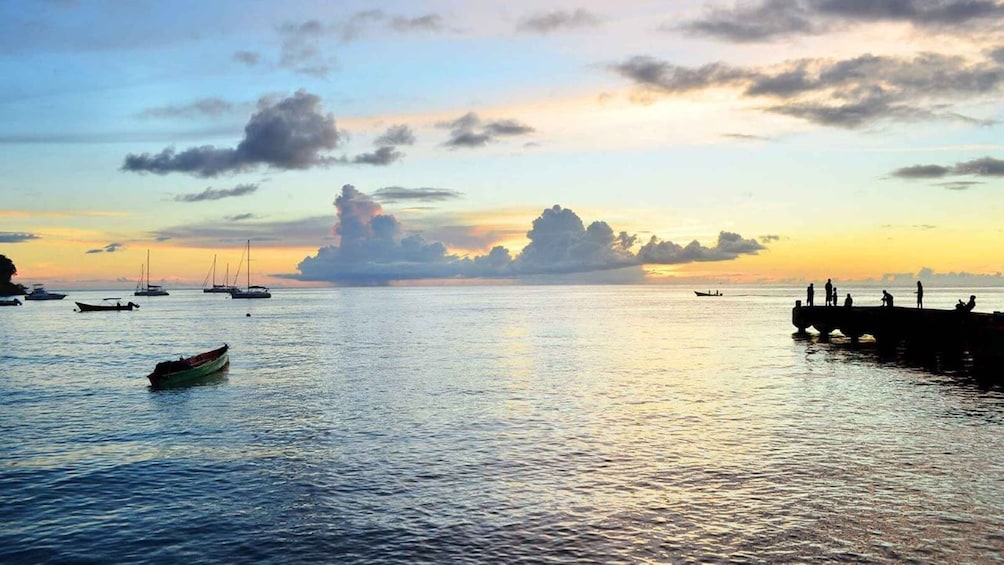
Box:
[881,290,894,308]
[832,286,837,307]
[916,281,923,308]
[824,279,832,306]
[807,283,814,306]
[844,293,853,307]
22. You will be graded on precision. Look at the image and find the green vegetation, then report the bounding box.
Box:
[0,254,27,296]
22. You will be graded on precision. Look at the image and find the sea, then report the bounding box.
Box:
[1,285,1002,564]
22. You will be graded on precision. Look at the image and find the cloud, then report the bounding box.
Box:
[513,205,638,274]
[174,183,259,202]
[152,215,334,249]
[517,9,602,33]
[637,231,765,264]
[85,242,123,254]
[438,112,536,148]
[233,51,260,66]
[891,164,951,179]
[937,181,985,190]
[374,124,416,146]
[137,98,235,120]
[225,213,257,221]
[122,90,341,177]
[293,187,766,284]
[389,14,444,32]
[0,232,40,243]
[759,234,782,242]
[372,187,463,203]
[723,132,770,141]
[681,0,1004,42]
[612,50,1004,128]
[277,19,334,76]
[891,156,1004,179]
[351,146,404,165]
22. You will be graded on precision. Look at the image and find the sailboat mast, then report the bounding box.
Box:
[247,240,251,289]
[212,254,217,286]
[146,249,150,290]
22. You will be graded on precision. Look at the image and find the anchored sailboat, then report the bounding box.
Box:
[202,254,236,293]
[135,249,169,296]
[230,240,271,299]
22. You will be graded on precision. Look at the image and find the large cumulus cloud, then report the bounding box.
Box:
[294,187,766,284]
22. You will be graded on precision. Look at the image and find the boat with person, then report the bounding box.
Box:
[202,254,237,293]
[75,299,140,312]
[695,290,722,297]
[147,344,230,388]
[135,249,169,296]
[0,298,22,306]
[230,240,271,299]
[24,284,67,300]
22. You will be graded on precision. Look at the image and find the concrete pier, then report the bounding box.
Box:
[792,302,1004,376]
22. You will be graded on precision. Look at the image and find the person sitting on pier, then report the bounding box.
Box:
[844,293,853,307]
[881,290,894,308]
[956,295,976,312]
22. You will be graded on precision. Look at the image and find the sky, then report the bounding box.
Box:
[2,0,1003,289]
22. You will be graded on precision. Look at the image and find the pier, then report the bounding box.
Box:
[792,302,1004,375]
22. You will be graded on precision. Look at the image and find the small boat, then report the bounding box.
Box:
[230,240,271,299]
[76,299,140,312]
[0,298,22,306]
[135,249,170,296]
[24,284,67,300]
[695,290,722,297]
[147,344,230,388]
[203,254,237,293]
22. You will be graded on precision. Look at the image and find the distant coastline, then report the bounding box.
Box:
[0,281,26,296]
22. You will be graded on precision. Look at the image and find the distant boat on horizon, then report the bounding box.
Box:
[203,254,237,294]
[695,290,722,297]
[24,284,67,301]
[135,249,169,296]
[230,240,271,299]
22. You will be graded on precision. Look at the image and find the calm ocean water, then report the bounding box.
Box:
[1,285,1002,564]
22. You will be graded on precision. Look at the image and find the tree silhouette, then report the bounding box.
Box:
[0,254,15,284]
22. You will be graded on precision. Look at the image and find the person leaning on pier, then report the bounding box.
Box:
[881,290,894,307]
[916,280,923,308]
[824,278,833,306]
[844,293,853,307]
[956,295,976,312]
[807,283,814,306]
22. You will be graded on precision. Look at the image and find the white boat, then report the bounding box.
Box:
[230,240,271,299]
[202,254,236,293]
[24,284,67,301]
[134,250,169,296]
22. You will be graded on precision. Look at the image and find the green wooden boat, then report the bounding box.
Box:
[147,344,229,388]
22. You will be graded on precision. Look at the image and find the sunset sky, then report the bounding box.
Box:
[2,0,1003,288]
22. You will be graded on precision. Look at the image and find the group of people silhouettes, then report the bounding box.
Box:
[806,279,850,308]
[805,280,976,312]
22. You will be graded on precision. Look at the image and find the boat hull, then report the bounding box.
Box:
[0,298,21,306]
[25,293,66,300]
[147,345,230,388]
[203,287,236,293]
[230,291,271,299]
[76,301,138,312]
[135,290,169,296]
[694,291,722,297]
